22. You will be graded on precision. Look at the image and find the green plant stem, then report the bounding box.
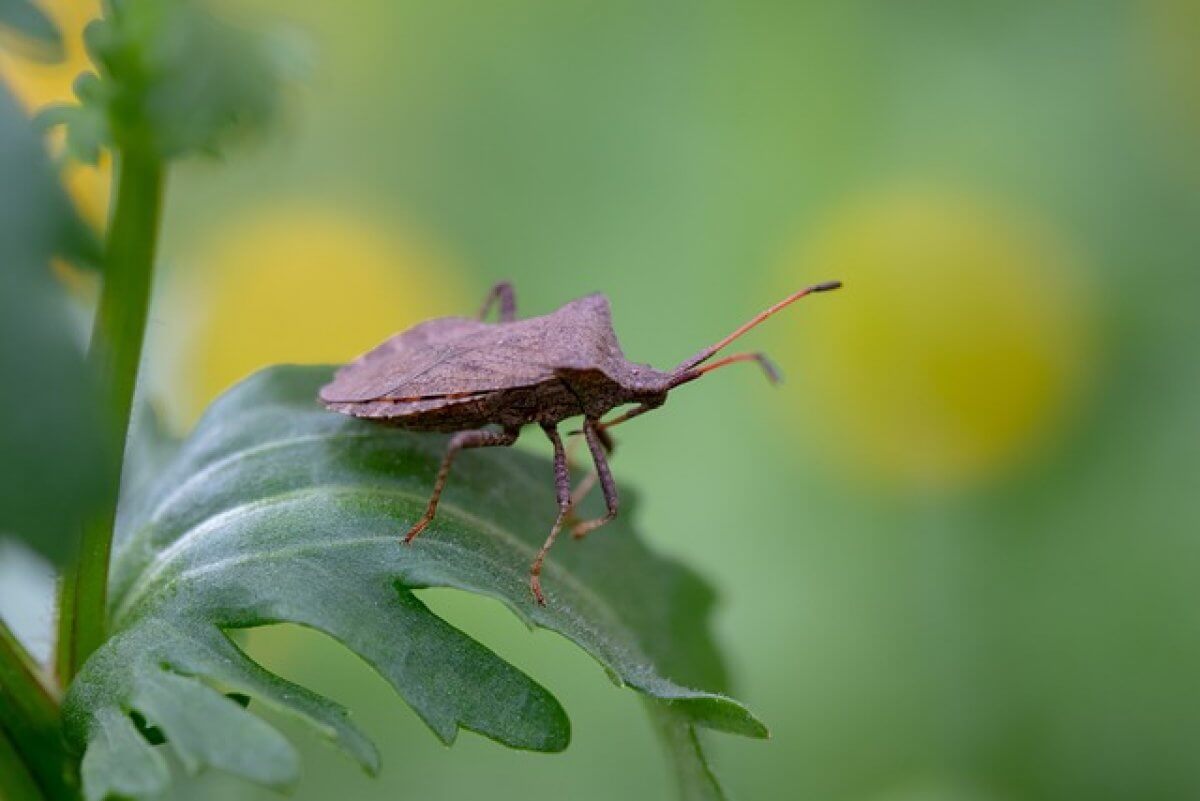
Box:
[0,721,45,801]
[57,147,165,686]
[646,700,728,801]
[1,621,76,800]
[0,621,57,728]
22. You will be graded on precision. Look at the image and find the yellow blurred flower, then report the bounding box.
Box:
[169,205,466,425]
[0,0,110,230]
[775,189,1096,494]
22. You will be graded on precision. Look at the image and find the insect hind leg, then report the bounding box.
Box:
[403,426,520,543]
[529,423,572,605]
[477,281,517,322]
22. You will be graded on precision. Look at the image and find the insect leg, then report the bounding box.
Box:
[594,399,662,431]
[565,400,659,517]
[570,418,619,540]
[402,426,520,543]
[567,469,600,520]
[476,281,518,322]
[564,427,613,524]
[530,423,572,606]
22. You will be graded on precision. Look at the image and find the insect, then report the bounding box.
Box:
[320,279,841,604]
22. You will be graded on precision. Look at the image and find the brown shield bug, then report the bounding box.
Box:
[320,279,841,604]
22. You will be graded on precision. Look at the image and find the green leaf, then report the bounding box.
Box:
[0,83,113,566]
[57,0,298,162]
[0,0,63,61]
[80,708,169,801]
[36,82,111,167]
[64,365,766,799]
[0,722,45,801]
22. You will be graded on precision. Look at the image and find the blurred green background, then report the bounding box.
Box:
[3,0,1200,799]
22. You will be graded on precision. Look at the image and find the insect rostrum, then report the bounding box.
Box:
[320,280,841,604]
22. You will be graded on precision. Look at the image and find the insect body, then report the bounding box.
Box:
[320,280,841,604]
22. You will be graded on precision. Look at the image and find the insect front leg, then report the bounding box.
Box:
[403,426,520,543]
[564,425,612,522]
[566,399,658,517]
[530,423,572,606]
[594,399,662,431]
[476,281,517,322]
[570,418,619,540]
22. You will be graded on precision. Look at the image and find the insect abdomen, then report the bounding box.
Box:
[323,378,588,432]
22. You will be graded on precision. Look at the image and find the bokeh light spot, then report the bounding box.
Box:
[776,189,1096,494]
[173,206,465,424]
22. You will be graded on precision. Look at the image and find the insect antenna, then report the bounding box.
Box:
[668,280,841,388]
[670,351,781,388]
